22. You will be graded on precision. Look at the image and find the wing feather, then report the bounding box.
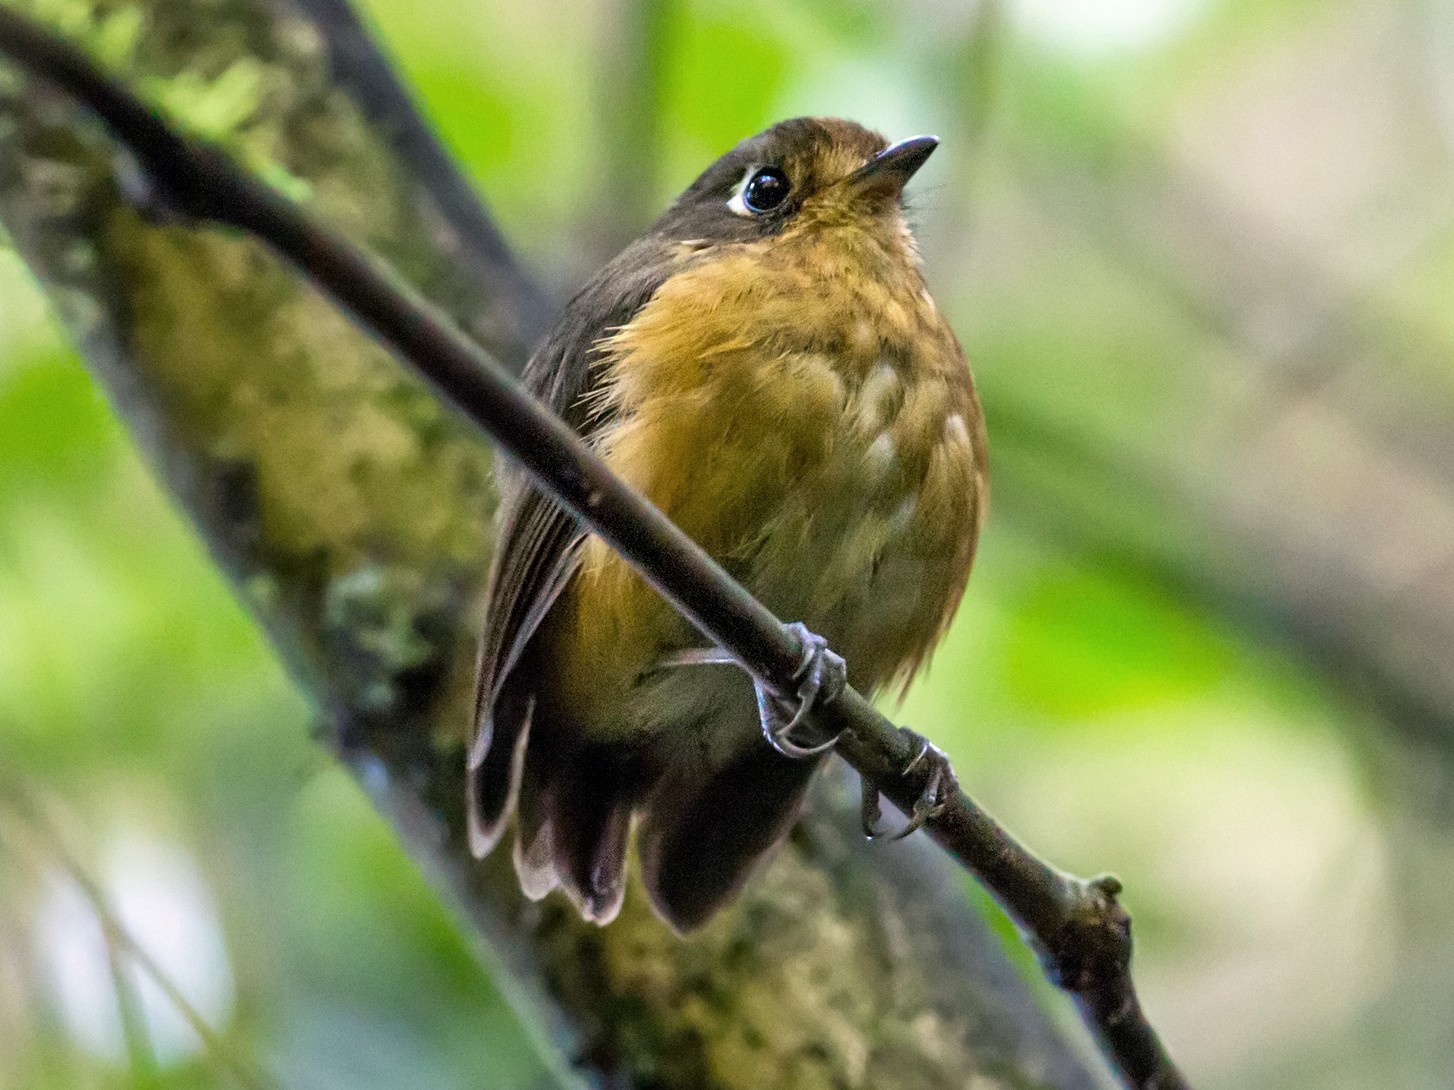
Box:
[467,236,691,862]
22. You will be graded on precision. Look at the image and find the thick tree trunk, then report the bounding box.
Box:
[0,2,1101,1087]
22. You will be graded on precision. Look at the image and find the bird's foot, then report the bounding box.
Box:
[755,623,847,759]
[862,728,957,840]
[653,624,846,759]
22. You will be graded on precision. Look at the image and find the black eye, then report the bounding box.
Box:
[742,167,791,213]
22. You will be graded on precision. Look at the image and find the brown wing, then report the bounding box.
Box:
[467,236,686,860]
[466,482,583,854]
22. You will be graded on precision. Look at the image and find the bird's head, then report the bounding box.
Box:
[651,117,938,248]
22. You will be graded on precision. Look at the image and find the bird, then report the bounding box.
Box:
[467,117,987,933]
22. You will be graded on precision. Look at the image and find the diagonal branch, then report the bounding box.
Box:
[0,8,1186,1089]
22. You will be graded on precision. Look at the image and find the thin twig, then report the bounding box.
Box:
[0,786,280,1090]
[0,11,1188,1089]
[102,916,161,1087]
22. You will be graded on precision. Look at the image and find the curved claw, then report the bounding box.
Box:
[861,729,957,840]
[758,681,841,757]
[756,622,847,759]
[649,624,848,759]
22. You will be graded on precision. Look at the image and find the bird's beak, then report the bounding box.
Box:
[846,135,939,200]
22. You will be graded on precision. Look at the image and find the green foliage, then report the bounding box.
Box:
[662,10,790,164]
[1001,563,1234,721]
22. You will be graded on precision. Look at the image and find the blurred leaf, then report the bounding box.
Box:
[1002,564,1234,721]
[662,9,789,165]
[0,356,116,503]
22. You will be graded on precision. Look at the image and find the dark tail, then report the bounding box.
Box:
[467,682,533,858]
[511,730,635,924]
[473,668,820,931]
[637,746,823,932]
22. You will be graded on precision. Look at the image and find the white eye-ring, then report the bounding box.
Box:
[726,167,757,217]
[727,165,792,217]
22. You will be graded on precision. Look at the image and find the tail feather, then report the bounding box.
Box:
[511,733,634,924]
[553,784,631,923]
[467,685,533,858]
[473,654,819,930]
[637,746,823,932]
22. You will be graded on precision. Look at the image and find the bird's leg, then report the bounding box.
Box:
[654,647,738,668]
[755,623,847,758]
[654,623,847,759]
[861,728,957,840]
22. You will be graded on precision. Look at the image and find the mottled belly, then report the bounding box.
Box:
[563,329,982,745]
[733,357,981,695]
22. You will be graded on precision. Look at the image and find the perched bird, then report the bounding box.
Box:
[468,117,986,932]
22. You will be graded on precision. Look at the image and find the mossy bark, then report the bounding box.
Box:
[0,3,1102,1088]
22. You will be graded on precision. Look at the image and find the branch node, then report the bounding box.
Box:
[1039,873,1132,994]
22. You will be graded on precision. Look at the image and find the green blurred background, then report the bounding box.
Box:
[3,0,1453,1087]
